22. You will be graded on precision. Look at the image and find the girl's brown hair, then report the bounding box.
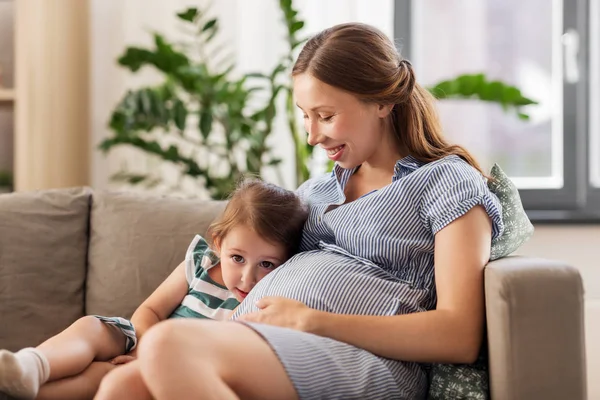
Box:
[208,179,308,257]
[292,22,484,175]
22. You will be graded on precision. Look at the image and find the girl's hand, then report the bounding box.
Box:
[109,354,137,365]
[238,296,319,332]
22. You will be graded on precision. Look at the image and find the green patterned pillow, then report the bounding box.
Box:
[427,336,490,400]
[488,163,534,261]
[427,350,489,400]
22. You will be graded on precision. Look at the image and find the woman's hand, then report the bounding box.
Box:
[238,296,319,332]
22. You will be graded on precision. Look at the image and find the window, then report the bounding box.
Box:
[395,0,600,221]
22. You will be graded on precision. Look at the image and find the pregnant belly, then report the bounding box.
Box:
[232,249,428,319]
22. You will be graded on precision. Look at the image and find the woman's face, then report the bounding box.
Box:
[293,73,394,170]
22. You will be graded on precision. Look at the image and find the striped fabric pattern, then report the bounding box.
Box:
[92,316,137,353]
[95,235,238,352]
[170,235,239,320]
[232,155,504,400]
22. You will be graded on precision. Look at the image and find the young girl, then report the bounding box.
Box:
[0,179,308,400]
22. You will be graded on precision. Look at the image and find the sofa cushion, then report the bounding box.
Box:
[86,191,226,318]
[0,187,90,350]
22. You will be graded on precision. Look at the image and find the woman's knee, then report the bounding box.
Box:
[137,319,216,360]
[95,364,134,399]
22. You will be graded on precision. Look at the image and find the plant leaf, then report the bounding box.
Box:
[291,21,304,33]
[176,8,199,22]
[199,109,213,139]
[202,19,217,32]
[172,99,188,131]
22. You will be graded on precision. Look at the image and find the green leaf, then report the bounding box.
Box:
[426,73,538,119]
[139,90,152,114]
[117,48,156,72]
[202,19,217,32]
[199,109,213,139]
[280,0,292,10]
[291,21,304,33]
[164,145,181,161]
[172,99,188,131]
[176,8,198,22]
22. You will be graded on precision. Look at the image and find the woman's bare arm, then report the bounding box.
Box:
[291,206,491,364]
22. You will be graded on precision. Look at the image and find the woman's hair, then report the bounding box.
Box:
[208,179,309,257]
[292,22,484,174]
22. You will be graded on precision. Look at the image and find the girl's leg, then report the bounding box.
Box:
[135,320,298,400]
[94,360,152,400]
[36,362,116,400]
[0,316,126,399]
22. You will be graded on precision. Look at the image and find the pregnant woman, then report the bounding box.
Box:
[96,22,504,400]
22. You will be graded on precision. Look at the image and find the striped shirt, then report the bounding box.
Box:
[169,235,239,320]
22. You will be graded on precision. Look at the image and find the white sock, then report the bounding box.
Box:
[0,348,50,399]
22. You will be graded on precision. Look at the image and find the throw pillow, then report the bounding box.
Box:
[488,163,534,260]
[427,349,489,400]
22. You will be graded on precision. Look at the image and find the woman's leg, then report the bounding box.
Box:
[36,362,116,400]
[0,316,126,398]
[94,360,152,400]
[136,320,298,400]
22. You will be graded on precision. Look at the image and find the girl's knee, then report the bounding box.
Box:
[73,315,103,330]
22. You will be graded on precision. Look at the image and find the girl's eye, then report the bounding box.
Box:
[232,255,244,263]
[259,261,276,270]
[302,114,309,119]
[320,115,334,122]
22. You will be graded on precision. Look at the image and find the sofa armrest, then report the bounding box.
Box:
[484,256,587,400]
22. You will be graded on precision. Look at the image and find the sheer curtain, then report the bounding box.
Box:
[90,0,393,192]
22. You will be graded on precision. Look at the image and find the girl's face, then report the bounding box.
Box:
[217,224,287,302]
[293,73,395,170]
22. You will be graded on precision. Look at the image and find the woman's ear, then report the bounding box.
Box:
[377,104,394,119]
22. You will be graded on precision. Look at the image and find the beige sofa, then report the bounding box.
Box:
[0,188,587,400]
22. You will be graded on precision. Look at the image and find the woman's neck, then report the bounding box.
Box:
[358,135,408,184]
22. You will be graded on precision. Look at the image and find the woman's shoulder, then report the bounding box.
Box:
[405,155,485,194]
[414,155,504,236]
[420,155,483,178]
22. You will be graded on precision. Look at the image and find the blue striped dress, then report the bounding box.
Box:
[231,155,504,399]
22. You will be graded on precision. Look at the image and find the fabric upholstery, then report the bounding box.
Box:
[0,188,90,350]
[85,191,226,318]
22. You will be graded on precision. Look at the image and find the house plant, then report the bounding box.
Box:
[100,1,536,199]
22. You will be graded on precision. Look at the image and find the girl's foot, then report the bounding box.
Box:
[0,348,49,399]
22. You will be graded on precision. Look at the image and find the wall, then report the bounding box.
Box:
[0,0,14,174]
[517,225,600,399]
